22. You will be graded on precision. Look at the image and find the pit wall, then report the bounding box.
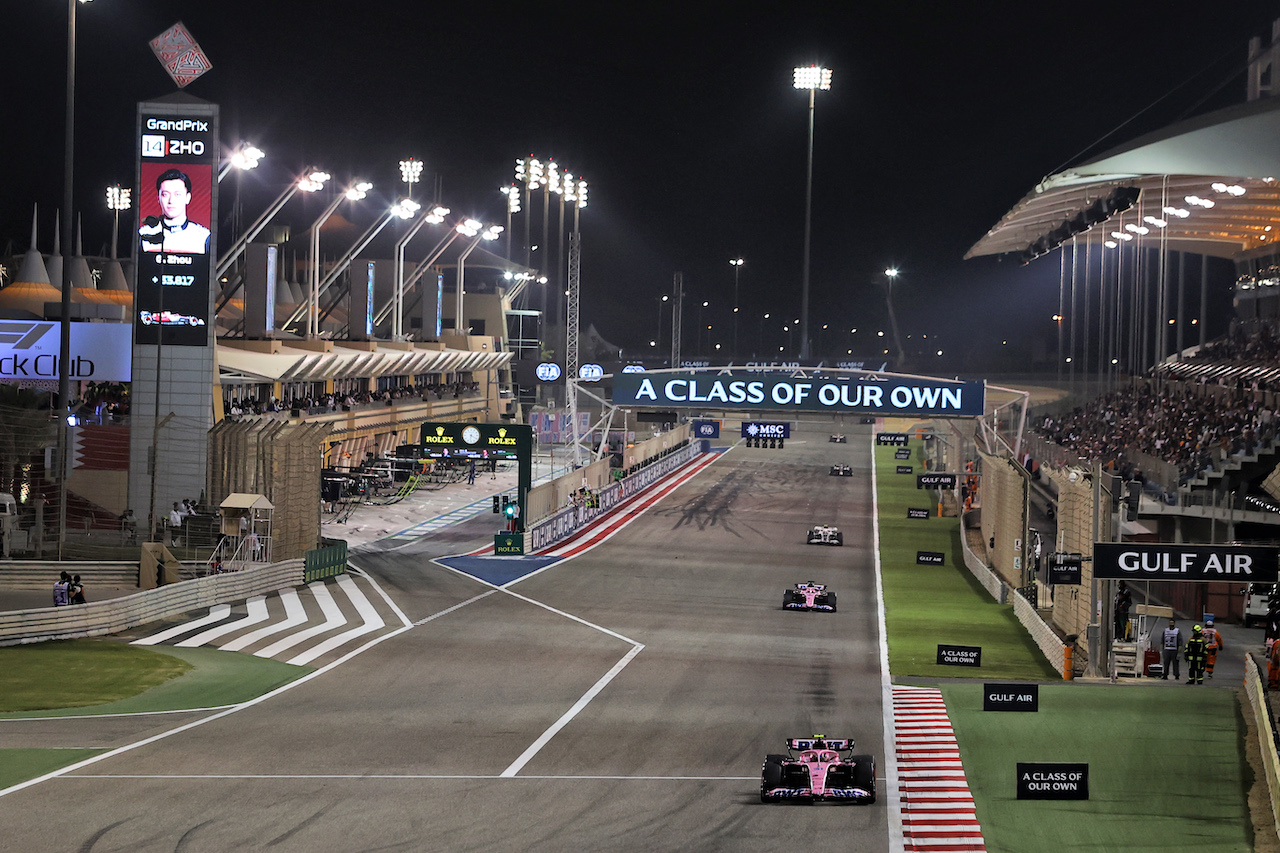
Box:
[526,441,699,553]
[958,521,1065,674]
[526,425,692,525]
[1244,654,1280,840]
[0,559,304,646]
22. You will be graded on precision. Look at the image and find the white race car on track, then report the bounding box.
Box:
[807,525,843,546]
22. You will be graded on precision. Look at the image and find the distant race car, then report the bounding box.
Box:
[829,434,847,443]
[139,310,205,326]
[829,464,852,477]
[782,582,837,612]
[807,524,843,545]
[761,736,876,804]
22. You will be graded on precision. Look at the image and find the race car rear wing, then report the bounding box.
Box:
[788,737,853,751]
[795,582,826,589]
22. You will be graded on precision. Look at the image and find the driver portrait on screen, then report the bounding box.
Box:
[139,168,211,253]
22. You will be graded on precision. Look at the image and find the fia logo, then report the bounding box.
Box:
[698,424,715,436]
[141,135,166,158]
[535,362,561,381]
[578,364,604,381]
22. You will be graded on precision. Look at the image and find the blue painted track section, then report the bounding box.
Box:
[439,555,563,586]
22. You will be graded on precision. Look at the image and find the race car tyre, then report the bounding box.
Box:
[834,533,843,546]
[827,591,837,611]
[761,756,786,802]
[852,755,876,803]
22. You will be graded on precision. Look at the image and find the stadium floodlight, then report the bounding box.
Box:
[105,184,131,260]
[213,169,330,293]
[298,171,330,193]
[793,65,833,90]
[391,198,421,220]
[793,64,833,359]
[218,142,264,182]
[400,158,424,199]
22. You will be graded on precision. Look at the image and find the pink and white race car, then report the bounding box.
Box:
[761,736,876,804]
[782,582,837,612]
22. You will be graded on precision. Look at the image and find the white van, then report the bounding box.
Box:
[1244,583,1277,627]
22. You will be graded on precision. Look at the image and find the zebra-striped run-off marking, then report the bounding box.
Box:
[893,686,986,853]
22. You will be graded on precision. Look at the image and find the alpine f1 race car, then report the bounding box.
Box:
[829,464,852,476]
[829,433,847,443]
[807,524,843,545]
[139,310,205,326]
[761,736,876,803]
[782,582,837,611]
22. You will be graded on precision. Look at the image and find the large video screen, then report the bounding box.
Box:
[134,107,217,346]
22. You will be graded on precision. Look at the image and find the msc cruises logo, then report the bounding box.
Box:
[0,322,54,349]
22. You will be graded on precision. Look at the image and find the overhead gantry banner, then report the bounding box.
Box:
[611,370,985,417]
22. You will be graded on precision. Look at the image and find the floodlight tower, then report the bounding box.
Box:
[564,175,587,465]
[793,64,832,361]
[400,157,424,200]
[105,184,131,260]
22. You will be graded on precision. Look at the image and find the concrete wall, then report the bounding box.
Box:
[0,558,303,646]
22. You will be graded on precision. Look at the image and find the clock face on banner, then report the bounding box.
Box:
[462,426,481,445]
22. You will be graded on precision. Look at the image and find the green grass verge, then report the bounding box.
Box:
[940,683,1253,853]
[875,430,1256,853]
[0,640,312,791]
[875,439,1059,680]
[0,640,194,712]
[0,749,108,791]
[0,641,311,719]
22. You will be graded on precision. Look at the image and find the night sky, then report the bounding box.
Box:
[5,2,1279,371]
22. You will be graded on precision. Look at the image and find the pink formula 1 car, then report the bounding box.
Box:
[782,582,837,612]
[761,736,876,804]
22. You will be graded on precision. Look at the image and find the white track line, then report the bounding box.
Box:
[175,596,269,648]
[218,588,305,652]
[252,582,345,660]
[348,563,412,628]
[0,572,430,800]
[285,575,385,666]
[69,773,759,781]
[131,605,232,646]
[501,643,644,778]
[874,430,907,853]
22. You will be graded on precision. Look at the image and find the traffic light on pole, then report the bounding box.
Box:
[492,496,500,514]
[503,501,517,520]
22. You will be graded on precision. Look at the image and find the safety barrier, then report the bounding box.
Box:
[0,562,142,591]
[304,540,348,583]
[959,515,1067,674]
[0,559,304,646]
[1244,654,1280,841]
[526,442,700,553]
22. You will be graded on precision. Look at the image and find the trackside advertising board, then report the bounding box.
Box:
[612,372,985,416]
[1093,543,1279,582]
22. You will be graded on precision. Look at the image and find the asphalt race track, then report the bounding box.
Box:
[0,418,890,852]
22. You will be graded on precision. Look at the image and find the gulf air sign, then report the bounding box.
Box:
[0,322,131,382]
[612,371,984,416]
[1093,543,1279,582]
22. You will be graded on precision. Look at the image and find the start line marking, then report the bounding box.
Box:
[66,773,763,781]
